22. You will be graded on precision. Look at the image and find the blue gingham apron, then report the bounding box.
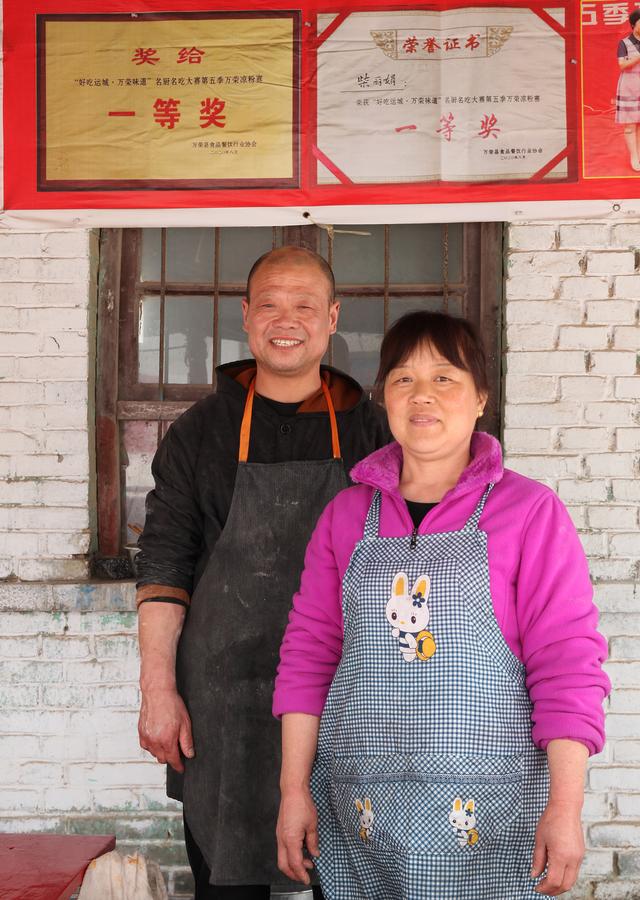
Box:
[311,485,550,900]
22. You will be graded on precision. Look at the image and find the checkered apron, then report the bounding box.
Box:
[311,485,550,899]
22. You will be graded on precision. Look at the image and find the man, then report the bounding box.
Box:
[136,246,389,899]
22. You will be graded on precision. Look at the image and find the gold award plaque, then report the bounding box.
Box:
[39,13,298,189]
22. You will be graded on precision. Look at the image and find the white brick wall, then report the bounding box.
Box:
[505,219,640,900]
[0,230,98,581]
[0,582,190,898]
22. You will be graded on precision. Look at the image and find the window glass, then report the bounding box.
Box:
[219,296,251,364]
[165,229,215,283]
[319,226,385,285]
[138,295,160,384]
[140,229,162,282]
[138,295,214,385]
[165,296,214,384]
[122,420,157,542]
[219,228,275,284]
[389,294,463,324]
[331,296,384,387]
[389,224,463,283]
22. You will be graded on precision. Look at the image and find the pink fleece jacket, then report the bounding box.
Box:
[273,433,610,755]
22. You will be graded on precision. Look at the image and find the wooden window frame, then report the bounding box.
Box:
[95,223,503,565]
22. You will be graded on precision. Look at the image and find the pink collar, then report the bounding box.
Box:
[350,432,504,501]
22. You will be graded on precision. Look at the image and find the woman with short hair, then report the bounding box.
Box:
[273,311,609,899]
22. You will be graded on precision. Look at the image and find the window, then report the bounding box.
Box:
[95,223,502,571]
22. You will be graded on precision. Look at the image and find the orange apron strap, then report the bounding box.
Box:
[321,377,342,460]
[238,375,342,463]
[238,378,256,463]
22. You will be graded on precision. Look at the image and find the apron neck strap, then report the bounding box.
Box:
[238,379,256,463]
[463,482,494,532]
[238,375,342,464]
[363,490,383,540]
[320,376,342,461]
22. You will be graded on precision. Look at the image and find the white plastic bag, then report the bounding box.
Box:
[78,849,168,900]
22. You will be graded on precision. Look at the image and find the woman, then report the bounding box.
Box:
[616,9,640,170]
[273,311,609,900]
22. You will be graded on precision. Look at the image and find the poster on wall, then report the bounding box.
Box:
[3,0,640,224]
[316,7,569,184]
[581,0,640,179]
[38,11,299,190]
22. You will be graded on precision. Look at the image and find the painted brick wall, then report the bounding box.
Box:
[0,582,191,899]
[504,220,640,900]
[0,230,98,582]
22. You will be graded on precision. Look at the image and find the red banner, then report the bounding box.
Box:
[2,0,640,219]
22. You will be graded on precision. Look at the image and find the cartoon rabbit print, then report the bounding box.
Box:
[385,572,436,662]
[449,797,479,848]
[355,797,374,842]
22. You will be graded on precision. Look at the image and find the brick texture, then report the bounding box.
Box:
[505,218,640,900]
[0,230,97,581]
[0,585,189,898]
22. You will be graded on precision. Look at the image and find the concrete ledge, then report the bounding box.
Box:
[0,581,136,612]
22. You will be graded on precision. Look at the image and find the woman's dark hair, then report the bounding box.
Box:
[374,310,489,400]
[630,9,640,26]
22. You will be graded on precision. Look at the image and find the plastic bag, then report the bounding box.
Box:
[78,849,168,900]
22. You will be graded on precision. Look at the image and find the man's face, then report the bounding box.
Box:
[242,260,340,379]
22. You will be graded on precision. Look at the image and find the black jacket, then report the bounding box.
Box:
[136,361,389,598]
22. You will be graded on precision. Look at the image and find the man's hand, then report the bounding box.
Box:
[138,688,194,773]
[137,601,190,772]
[276,786,319,884]
[531,800,584,896]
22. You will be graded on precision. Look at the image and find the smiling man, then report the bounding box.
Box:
[135,246,389,899]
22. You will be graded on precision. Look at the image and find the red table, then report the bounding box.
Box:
[0,834,116,900]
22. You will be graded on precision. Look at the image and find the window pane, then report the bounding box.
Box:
[319,225,385,285]
[389,294,463,324]
[219,228,275,284]
[166,228,215,282]
[137,295,214,385]
[165,296,213,384]
[389,224,463,284]
[122,420,157,544]
[138,295,160,384]
[331,296,384,387]
[219,296,251,364]
[140,229,162,282]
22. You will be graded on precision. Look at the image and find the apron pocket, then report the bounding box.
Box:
[330,753,523,856]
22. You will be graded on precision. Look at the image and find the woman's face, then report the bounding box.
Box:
[634,17,640,38]
[383,342,486,463]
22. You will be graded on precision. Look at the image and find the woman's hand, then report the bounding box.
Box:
[531,739,588,894]
[276,786,320,884]
[531,800,584,895]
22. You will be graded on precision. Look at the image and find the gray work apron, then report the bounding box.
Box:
[175,377,348,885]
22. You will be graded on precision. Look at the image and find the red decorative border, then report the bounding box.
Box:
[4,0,640,209]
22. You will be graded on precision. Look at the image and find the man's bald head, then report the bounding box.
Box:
[246,246,336,304]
